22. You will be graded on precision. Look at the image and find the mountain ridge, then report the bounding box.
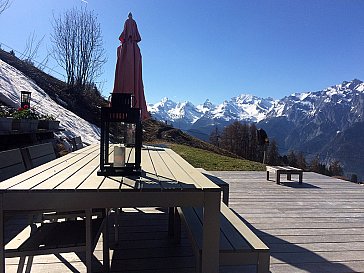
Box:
[148,79,364,129]
[148,79,364,178]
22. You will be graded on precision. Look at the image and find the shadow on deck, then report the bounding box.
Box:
[6,171,364,273]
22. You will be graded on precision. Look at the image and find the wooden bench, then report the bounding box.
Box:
[266,165,303,184]
[197,168,229,205]
[0,148,26,182]
[178,202,270,273]
[71,136,84,151]
[22,143,56,169]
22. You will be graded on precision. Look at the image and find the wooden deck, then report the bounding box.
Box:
[216,171,364,273]
[5,171,364,273]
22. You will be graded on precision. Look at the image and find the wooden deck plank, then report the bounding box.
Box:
[270,261,364,273]
[141,147,176,189]
[0,145,99,190]
[156,149,196,188]
[268,241,364,252]
[98,176,123,190]
[0,154,76,190]
[137,147,163,190]
[211,171,364,273]
[163,148,217,190]
[32,152,100,190]
[76,167,106,190]
[55,154,100,190]
[148,148,184,190]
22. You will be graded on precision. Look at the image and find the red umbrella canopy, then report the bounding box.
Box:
[113,13,149,120]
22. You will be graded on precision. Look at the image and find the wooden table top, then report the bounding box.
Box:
[0,144,220,193]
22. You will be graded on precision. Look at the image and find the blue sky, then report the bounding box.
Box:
[1,0,364,105]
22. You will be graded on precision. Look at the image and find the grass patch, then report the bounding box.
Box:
[169,144,265,171]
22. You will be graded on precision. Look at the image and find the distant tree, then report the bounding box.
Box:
[0,0,10,15]
[350,174,358,183]
[281,155,288,165]
[309,154,332,175]
[220,121,242,156]
[51,7,106,87]
[219,122,269,162]
[241,123,249,158]
[328,160,343,176]
[248,123,259,161]
[266,139,279,165]
[209,126,220,147]
[296,152,307,170]
[309,154,321,173]
[9,50,15,56]
[287,150,297,167]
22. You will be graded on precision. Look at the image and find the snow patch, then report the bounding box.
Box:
[0,59,100,144]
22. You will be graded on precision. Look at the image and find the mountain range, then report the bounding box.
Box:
[148,79,364,178]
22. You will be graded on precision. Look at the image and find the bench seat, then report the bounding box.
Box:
[5,211,109,272]
[178,202,270,273]
[197,168,229,205]
[6,217,104,257]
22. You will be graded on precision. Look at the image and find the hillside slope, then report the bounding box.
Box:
[0,58,101,144]
[142,118,242,158]
[0,49,106,126]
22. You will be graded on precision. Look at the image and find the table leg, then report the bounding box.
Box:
[86,209,92,273]
[201,191,220,273]
[222,186,229,206]
[114,208,120,244]
[103,209,110,272]
[168,207,174,238]
[276,171,280,184]
[0,197,4,273]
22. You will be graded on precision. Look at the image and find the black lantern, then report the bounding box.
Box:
[97,93,142,176]
[21,91,31,108]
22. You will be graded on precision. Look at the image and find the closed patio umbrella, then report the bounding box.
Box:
[113,12,149,120]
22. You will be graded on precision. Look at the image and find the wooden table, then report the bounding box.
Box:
[266,165,303,184]
[0,144,221,273]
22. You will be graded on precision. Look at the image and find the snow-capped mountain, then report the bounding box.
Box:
[260,79,364,177]
[148,94,276,130]
[148,79,364,130]
[0,59,100,144]
[267,79,364,125]
[148,79,364,134]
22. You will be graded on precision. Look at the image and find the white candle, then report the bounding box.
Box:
[114,146,125,167]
